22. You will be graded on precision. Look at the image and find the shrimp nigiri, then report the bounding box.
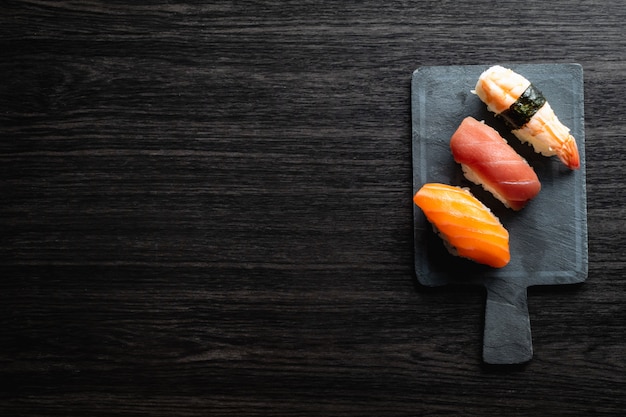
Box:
[450,116,541,211]
[413,183,510,268]
[474,65,580,170]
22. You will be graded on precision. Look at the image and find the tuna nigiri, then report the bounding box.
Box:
[474,65,580,170]
[414,183,510,268]
[450,116,541,211]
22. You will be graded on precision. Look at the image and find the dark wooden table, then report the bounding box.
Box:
[2,1,625,415]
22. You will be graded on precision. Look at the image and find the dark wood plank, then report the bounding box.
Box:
[2,0,626,415]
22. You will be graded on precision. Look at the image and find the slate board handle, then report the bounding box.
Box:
[483,281,533,364]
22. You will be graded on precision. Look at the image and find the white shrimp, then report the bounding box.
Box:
[475,65,580,170]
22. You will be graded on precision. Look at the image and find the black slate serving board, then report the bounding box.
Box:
[411,64,588,364]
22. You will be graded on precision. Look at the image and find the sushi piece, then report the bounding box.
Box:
[474,65,580,170]
[413,183,510,268]
[450,116,541,211]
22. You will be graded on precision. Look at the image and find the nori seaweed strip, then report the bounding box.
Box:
[499,84,546,129]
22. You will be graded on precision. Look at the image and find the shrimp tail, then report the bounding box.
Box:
[558,134,580,170]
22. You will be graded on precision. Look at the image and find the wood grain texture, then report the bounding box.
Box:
[1,0,625,416]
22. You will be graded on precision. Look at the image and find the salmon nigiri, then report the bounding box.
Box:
[414,183,510,268]
[474,65,580,170]
[450,116,541,211]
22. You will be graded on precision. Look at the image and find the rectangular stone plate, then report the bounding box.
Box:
[411,64,588,364]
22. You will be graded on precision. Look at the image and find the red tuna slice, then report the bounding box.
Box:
[450,116,541,211]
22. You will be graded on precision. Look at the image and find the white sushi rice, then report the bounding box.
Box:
[460,163,512,210]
